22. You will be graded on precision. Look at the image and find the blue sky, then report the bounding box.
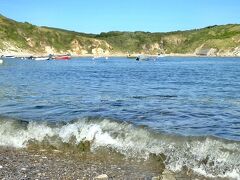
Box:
[1,0,240,34]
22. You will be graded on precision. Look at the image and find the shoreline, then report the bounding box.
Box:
[0,146,223,180]
[1,50,240,59]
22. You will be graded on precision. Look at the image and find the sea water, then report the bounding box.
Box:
[0,57,239,179]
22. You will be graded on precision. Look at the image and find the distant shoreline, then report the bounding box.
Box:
[1,51,240,59]
[1,14,240,59]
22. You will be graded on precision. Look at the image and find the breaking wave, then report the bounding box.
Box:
[0,117,239,179]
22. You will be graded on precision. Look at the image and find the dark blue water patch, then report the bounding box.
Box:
[131,95,178,100]
[0,57,240,141]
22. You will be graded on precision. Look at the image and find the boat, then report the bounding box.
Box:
[157,54,166,58]
[136,55,152,61]
[34,57,49,61]
[54,54,71,60]
[4,55,15,59]
[0,59,3,64]
[92,56,102,60]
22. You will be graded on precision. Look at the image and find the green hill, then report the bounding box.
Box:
[96,25,240,56]
[0,14,240,56]
[0,14,110,55]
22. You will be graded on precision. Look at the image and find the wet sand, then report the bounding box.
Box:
[0,146,229,180]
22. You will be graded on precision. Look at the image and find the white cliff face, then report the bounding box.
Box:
[216,47,240,57]
[92,47,104,55]
[141,43,165,54]
[91,48,110,56]
[0,41,32,56]
[45,46,57,55]
[69,40,87,56]
[207,48,218,56]
[233,47,240,56]
[68,39,112,56]
[194,44,240,57]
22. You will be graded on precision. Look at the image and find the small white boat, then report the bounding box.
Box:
[92,56,102,60]
[0,59,3,64]
[157,54,166,58]
[4,55,15,59]
[34,57,49,61]
[136,55,151,61]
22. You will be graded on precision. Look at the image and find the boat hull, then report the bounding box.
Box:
[54,55,71,60]
[34,57,49,61]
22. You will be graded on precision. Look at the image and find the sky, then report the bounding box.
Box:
[1,0,240,34]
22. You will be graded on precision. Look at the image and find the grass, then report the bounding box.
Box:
[0,14,240,55]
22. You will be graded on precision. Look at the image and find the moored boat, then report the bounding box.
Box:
[136,55,151,61]
[34,57,50,61]
[3,55,15,59]
[54,54,71,60]
[157,54,166,58]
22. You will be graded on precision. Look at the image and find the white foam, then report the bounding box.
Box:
[193,167,240,180]
[0,121,56,148]
[0,118,239,179]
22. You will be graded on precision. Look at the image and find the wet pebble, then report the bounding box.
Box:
[94,174,108,179]
[21,167,27,171]
[152,176,161,180]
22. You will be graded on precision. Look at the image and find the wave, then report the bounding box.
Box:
[0,117,239,179]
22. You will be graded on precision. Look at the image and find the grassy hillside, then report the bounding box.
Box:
[96,25,240,55]
[0,14,111,55]
[0,14,240,56]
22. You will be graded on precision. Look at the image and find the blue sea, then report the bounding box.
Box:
[0,57,240,179]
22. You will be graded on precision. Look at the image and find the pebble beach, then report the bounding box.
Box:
[0,147,226,180]
[0,147,164,179]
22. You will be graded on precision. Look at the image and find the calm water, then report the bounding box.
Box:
[0,57,240,141]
